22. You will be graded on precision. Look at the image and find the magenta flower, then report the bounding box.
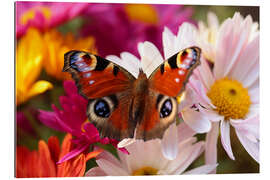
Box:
[38,80,128,163]
[16,1,89,38]
[80,3,193,57]
[17,111,37,137]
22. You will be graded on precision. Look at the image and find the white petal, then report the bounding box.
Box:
[235,129,260,163]
[220,120,235,160]
[249,86,259,104]
[162,137,197,173]
[175,22,197,51]
[106,53,141,78]
[162,26,176,59]
[195,57,215,91]
[85,167,107,176]
[181,107,211,133]
[106,55,123,66]
[96,159,129,176]
[187,78,215,109]
[214,19,233,79]
[120,52,141,77]
[161,123,178,160]
[172,142,205,174]
[183,164,218,174]
[228,35,259,84]
[248,78,259,93]
[177,122,196,143]
[246,104,259,121]
[242,56,259,88]
[118,138,136,148]
[97,150,123,168]
[199,106,224,122]
[205,122,219,173]
[177,87,196,112]
[139,41,163,78]
[208,11,219,29]
[230,114,259,141]
[223,16,252,77]
[121,139,167,173]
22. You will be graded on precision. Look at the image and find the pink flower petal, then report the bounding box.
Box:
[177,122,196,143]
[163,137,197,174]
[235,129,259,163]
[228,34,259,85]
[194,57,215,91]
[161,123,178,160]
[57,144,89,164]
[38,110,66,132]
[85,167,107,176]
[187,78,215,109]
[96,149,123,168]
[199,106,224,122]
[230,114,259,141]
[220,120,235,160]
[172,141,204,174]
[63,80,78,96]
[249,87,259,104]
[223,16,252,77]
[183,164,218,174]
[214,18,233,79]
[83,123,100,141]
[205,122,219,173]
[97,159,129,176]
[242,56,259,89]
[181,107,211,133]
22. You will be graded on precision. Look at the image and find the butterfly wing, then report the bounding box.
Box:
[135,47,201,140]
[63,50,137,140]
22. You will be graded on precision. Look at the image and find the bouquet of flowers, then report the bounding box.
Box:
[15,2,259,177]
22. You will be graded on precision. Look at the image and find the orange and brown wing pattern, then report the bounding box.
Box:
[135,47,201,140]
[63,50,135,99]
[63,50,136,140]
[149,47,201,97]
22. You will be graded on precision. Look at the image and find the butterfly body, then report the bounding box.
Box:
[63,47,201,141]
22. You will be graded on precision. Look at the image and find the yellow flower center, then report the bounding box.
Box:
[207,77,251,120]
[21,6,51,25]
[124,4,158,24]
[132,166,158,175]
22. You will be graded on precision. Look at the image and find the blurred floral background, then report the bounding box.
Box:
[15,1,259,177]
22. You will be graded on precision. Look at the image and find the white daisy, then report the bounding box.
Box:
[197,11,220,62]
[85,130,217,176]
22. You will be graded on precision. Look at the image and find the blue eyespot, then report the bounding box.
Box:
[94,100,110,118]
[160,99,173,118]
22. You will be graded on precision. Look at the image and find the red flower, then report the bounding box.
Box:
[16,134,103,177]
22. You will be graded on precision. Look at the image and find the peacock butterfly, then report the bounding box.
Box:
[63,47,201,141]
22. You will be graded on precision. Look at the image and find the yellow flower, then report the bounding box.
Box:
[42,29,97,80]
[16,28,53,105]
[124,4,158,25]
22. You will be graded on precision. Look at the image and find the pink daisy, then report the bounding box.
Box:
[186,12,259,165]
